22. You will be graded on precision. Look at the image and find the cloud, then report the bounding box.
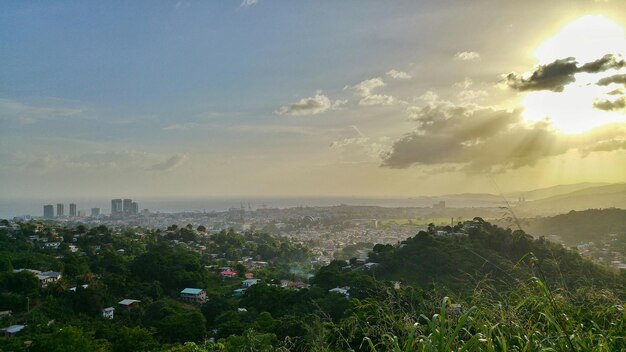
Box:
[381,98,626,172]
[505,57,578,92]
[331,99,348,109]
[24,151,154,171]
[505,54,626,92]
[455,51,480,61]
[0,97,87,124]
[453,78,473,89]
[593,96,626,111]
[386,69,412,80]
[149,154,189,171]
[359,94,396,106]
[579,54,625,73]
[457,89,488,101]
[330,136,391,159]
[349,77,399,106]
[276,91,332,116]
[240,0,258,8]
[597,73,626,87]
[581,138,626,155]
[351,78,386,97]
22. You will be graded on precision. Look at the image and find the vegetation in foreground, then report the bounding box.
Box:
[0,218,625,351]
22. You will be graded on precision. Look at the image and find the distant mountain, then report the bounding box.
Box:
[507,182,611,201]
[401,182,622,211]
[523,183,626,214]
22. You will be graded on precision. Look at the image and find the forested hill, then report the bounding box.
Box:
[366,219,625,293]
[513,208,626,246]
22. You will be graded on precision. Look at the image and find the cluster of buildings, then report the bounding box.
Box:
[110,198,140,217]
[43,203,100,219]
[42,198,142,219]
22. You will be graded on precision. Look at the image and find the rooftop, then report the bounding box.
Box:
[180,288,204,295]
[118,299,141,306]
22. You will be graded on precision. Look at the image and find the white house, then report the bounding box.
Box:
[101,307,115,320]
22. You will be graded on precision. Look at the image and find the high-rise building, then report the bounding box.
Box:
[123,199,132,214]
[56,203,64,217]
[131,202,139,215]
[111,199,122,215]
[91,208,101,217]
[44,205,54,218]
[69,203,77,217]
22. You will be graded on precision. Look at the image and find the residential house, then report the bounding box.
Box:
[2,325,25,337]
[242,279,260,288]
[13,269,62,286]
[118,299,141,309]
[101,307,115,320]
[179,288,207,303]
[43,242,61,249]
[220,270,237,278]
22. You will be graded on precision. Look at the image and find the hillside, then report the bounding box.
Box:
[513,208,626,246]
[521,183,626,215]
[366,220,625,292]
[507,182,610,201]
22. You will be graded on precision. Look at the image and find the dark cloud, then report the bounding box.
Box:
[593,96,626,111]
[382,101,626,173]
[505,58,578,92]
[597,74,626,87]
[505,54,625,92]
[579,54,625,73]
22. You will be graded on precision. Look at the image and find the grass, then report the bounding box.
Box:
[357,277,626,352]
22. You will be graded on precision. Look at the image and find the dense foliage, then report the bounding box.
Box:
[0,218,625,351]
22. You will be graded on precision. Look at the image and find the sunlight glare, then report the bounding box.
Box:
[523,16,626,134]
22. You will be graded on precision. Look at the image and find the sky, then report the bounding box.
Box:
[1,0,625,200]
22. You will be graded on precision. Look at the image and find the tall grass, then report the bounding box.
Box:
[359,278,625,352]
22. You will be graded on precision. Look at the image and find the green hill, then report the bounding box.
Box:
[366,220,625,293]
[515,208,626,246]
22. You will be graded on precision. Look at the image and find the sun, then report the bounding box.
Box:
[521,16,626,134]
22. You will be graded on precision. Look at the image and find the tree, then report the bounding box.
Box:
[109,326,158,352]
[33,326,108,352]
